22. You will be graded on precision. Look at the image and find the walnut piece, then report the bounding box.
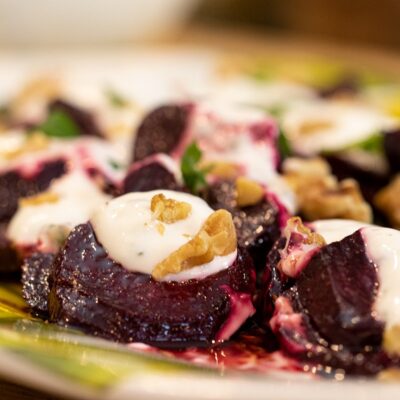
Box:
[383,325,400,360]
[278,216,325,277]
[20,191,60,207]
[3,131,49,160]
[11,76,61,117]
[204,161,242,179]
[150,194,191,224]
[152,209,237,280]
[283,157,372,222]
[297,119,334,136]
[235,177,264,207]
[374,175,400,229]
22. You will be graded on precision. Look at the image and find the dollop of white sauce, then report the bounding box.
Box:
[311,219,370,244]
[190,101,297,212]
[7,170,110,247]
[282,101,397,156]
[362,227,400,328]
[312,219,400,328]
[163,250,237,282]
[90,190,236,279]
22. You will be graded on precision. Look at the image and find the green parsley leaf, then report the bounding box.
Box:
[277,127,292,159]
[104,88,129,108]
[348,132,383,154]
[39,110,80,138]
[108,159,124,170]
[180,142,210,194]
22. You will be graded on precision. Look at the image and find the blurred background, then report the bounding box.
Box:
[0,0,399,50]
[196,0,400,51]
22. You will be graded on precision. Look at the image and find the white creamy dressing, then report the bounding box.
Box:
[63,81,143,140]
[7,170,110,248]
[282,100,397,156]
[312,219,400,328]
[191,102,297,213]
[163,251,238,282]
[191,78,315,110]
[90,190,237,280]
[0,131,71,174]
[75,137,130,184]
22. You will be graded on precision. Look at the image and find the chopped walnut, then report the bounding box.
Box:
[278,217,325,277]
[297,119,334,136]
[283,157,372,223]
[3,131,49,160]
[150,194,191,224]
[378,368,400,381]
[235,177,264,207]
[383,325,400,356]
[152,209,237,280]
[11,76,61,120]
[374,175,400,229]
[156,222,165,236]
[204,161,242,179]
[20,192,60,207]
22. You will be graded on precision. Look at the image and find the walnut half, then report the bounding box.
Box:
[283,157,372,223]
[151,193,191,224]
[374,175,400,229]
[152,209,237,280]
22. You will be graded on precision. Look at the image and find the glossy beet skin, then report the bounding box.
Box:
[47,223,255,348]
[22,252,55,316]
[202,180,281,272]
[123,160,180,193]
[132,105,191,162]
[264,230,394,375]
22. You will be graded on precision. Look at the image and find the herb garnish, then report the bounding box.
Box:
[180,142,211,194]
[39,110,80,138]
[104,88,129,108]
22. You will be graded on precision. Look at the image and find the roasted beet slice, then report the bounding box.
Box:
[202,180,281,272]
[123,157,180,193]
[264,229,394,375]
[270,292,392,375]
[133,105,191,162]
[295,230,382,348]
[317,76,359,99]
[48,223,255,348]
[22,252,55,316]
[48,99,102,137]
[384,129,400,173]
[0,159,66,223]
[0,223,19,275]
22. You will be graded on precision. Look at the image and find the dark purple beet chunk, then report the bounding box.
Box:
[48,223,255,348]
[384,129,400,173]
[317,76,359,99]
[275,290,392,375]
[0,222,19,275]
[325,155,389,203]
[0,159,66,223]
[133,105,190,162]
[22,252,55,316]
[202,180,280,272]
[123,162,180,193]
[295,230,383,349]
[265,230,392,375]
[48,99,102,137]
